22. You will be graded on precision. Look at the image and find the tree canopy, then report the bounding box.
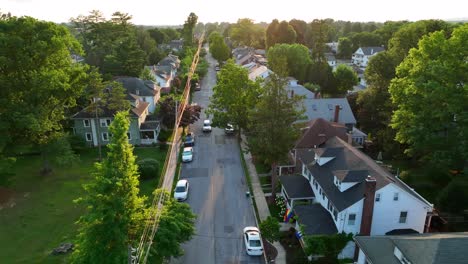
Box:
[208,31,230,62]
[72,112,146,263]
[207,59,260,131]
[230,18,265,48]
[265,20,296,48]
[0,16,88,150]
[389,24,468,170]
[267,43,311,81]
[333,64,358,95]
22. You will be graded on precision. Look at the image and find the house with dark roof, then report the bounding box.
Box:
[279,136,434,258]
[352,46,385,68]
[158,39,184,52]
[355,232,468,264]
[71,78,161,146]
[114,77,160,113]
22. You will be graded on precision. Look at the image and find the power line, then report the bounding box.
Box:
[131,32,205,264]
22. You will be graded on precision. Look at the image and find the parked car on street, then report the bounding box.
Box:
[182,147,193,162]
[215,63,220,71]
[184,132,195,147]
[194,82,201,91]
[224,123,235,135]
[243,227,264,256]
[174,179,189,201]
[202,119,212,132]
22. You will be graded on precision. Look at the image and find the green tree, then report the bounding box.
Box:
[337,37,353,59]
[305,19,329,61]
[0,16,88,164]
[389,25,468,171]
[209,32,230,62]
[349,31,382,51]
[182,12,198,46]
[333,64,358,95]
[259,216,281,243]
[303,233,353,262]
[148,27,168,44]
[207,59,260,132]
[305,61,336,96]
[437,177,468,214]
[267,43,311,81]
[148,189,196,262]
[265,19,280,48]
[247,73,303,201]
[230,18,265,48]
[289,19,307,44]
[140,67,156,82]
[72,112,146,263]
[266,20,296,48]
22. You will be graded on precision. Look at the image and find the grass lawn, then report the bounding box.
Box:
[0,146,167,264]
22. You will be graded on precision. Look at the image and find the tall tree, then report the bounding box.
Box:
[207,59,261,132]
[333,64,358,95]
[72,112,146,263]
[289,19,307,44]
[0,16,88,157]
[266,20,296,48]
[208,32,230,62]
[230,18,265,48]
[389,25,468,171]
[305,19,329,62]
[267,43,311,81]
[247,73,303,202]
[337,37,353,58]
[182,12,198,46]
[148,189,196,262]
[265,19,280,48]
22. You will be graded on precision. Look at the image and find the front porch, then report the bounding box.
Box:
[140,120,161,145]
[279,175,315,210]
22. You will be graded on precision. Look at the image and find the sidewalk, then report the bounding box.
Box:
[240,134,287,264]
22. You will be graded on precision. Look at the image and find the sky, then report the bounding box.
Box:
[3,0,468,25]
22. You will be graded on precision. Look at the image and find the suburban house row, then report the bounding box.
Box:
[71,54,180,146]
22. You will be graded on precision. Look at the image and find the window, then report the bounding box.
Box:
[83,119,90,127]
[333,209,338,221]
[322,192,325,200]
[127,132,131,140]
[100,118,111,127]
[375,193,381,202]
[102,132,109,141]
[85,133,92,141]
[348,214,356,225]
[319,188,322,195]
[314,181,318,190]
[399,211,408,223]
[393,192,399,201]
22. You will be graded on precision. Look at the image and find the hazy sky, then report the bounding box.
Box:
[3,0,468,25]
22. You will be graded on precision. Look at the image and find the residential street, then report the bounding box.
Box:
[171,51,263,264]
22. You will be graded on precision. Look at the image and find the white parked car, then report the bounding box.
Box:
[224,123,235,135]
[174,179,189,201]
[202,119,212,132]
[243,227,264,256]
[182,147,193,162]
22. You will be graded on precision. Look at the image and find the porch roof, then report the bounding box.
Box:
[140,121,160,130]
[294,204,338,236]
[280,175,314,199]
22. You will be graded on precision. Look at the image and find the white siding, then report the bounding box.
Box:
[371,184,430,235]
[357,249,367,264]
[338,200,364,234]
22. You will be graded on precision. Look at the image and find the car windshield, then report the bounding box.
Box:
[183,151,191,156]
[249,239,261,247]
[175,186,186,192]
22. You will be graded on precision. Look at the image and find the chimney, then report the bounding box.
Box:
[334,105,340,123]
[360,176,376,236]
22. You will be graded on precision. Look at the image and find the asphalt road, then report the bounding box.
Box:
[171,52,263,264]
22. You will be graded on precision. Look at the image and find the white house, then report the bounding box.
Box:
[351,47,384,68]
[114,77,160,113]
[280,136,433,258]
[325,53,337,70]
[248,65,271,81]
[355,232,468,264]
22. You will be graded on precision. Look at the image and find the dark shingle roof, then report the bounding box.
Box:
[279,175,315,199]
[355,233,468,264]
[359,46,385,56]
[140,121,160,130]
[294,204,338,236]
[333,170,368,182]
[298,136,432,211]
[114,77,157,97]
[301,98,356,125]
[295,118,348,149]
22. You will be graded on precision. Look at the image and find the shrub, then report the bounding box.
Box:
[158,129,172,142]
[69,134,87,151]
[137,158,160,180]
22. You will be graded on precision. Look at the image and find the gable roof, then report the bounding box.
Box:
[355,232,468,264]
[280,175,315,199]
[294,204,338,235]
[286,83,315,99]
[248,65,270,80]
[359,46,385,56]
[114,77,159,97]
[295,118,348,149]
[297,136,432,211]
[301,98,356,125]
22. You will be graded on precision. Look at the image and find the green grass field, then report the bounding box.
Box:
[0,146,167,263]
